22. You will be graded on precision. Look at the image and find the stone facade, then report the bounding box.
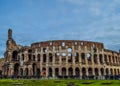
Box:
[2,29,120,79]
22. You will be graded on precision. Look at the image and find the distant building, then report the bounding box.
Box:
[2,29,120,79]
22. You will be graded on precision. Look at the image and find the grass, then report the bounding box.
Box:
[0,79,119,86]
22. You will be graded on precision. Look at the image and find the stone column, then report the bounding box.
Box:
[59,68,61,76]
[46,67,48,78]
[66,67,68,76]
[59,55,62,65]
[52,67,55,78]
[72,46,75,64]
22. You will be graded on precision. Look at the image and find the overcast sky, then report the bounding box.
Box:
[0,0,120,58]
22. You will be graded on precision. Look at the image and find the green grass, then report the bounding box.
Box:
[0,79,120,86]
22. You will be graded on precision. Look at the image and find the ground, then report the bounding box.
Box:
[0,79,120,86]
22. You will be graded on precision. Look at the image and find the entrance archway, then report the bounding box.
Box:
[14,63,19,76]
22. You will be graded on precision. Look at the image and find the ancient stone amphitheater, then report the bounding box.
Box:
[2,29,120,79]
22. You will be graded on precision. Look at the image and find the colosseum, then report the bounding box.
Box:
[2,29,120,79]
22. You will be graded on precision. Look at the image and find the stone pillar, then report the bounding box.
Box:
[59,46,62,65]
[72,46,75,64]
[46,67,48,78]
[80,68,82,79]
[52,67,55,78]
[73,67,75,76]
[66,67,68,76]
[59,68,61,76]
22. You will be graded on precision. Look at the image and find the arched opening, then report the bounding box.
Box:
[42,68,46,77]
[62,67,66,77]
[104,55,107,64]
[48,67,52,77]
[68,48,72,52]
[88,68,93,76]
[49,53,53,62]
[36,68,40,77]
[55,52,59,62]
[87,53,92,64]
[94,54,98,64]
[68,53,72,62]
[37,54,40,61]
[81,53,85,64]
[25,68,29,76]
[33,55,36,61]
[106,68,109,76]
[28,49,32,61]
[28,54,32,61]
[20,68,23,76]
[100,68,104,76]
[14,63,19,76]
[62,52,66,62]
[75,52,79,63]
[32,63,36,76]
[22,54,24,61]
[114,69,117,75]
[82,67,86,79]
[99,54,103,64]
[68,67,73,77]
[55,68,59,77]
[43,48,47,53]
[95,68,99,76]
[75,67,80,78]
[12,51,18,61]
[43,54,46,62]
[110,68,113,75]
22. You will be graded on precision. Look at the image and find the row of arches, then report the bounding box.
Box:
[13,63,120,78]
[12,50,120,66]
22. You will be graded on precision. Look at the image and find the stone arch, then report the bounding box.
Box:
[37,54,40,61]
[99,54,103,64]
[87,53,92,62]
[22,54,24,61]
[20,68,23,76]
[36,68,40,77]
[75,52,79,62]
[14,63,19,76]
[94,54,98,64]
[28,49,32,61]
[81,53,85,64]
[25,68,29,76]
[55,68,59,77]
[106,68,109,75]
[68,67,73,77]
[88,67,93,76]
[110,68,113,75]
[48,67,52,77]
[104,54,107,64]
[43,54,46,62]
[12,51,18,61]
[49,53,53,62]
[42,68,46,77]
[82,67,86,77]
[33,55,36,61]
[62,67,66,77]
[100,68,104,76]
[75,67,80,77]
[114,69,117,75]
[95,68,99,76]
[32,63,36,76]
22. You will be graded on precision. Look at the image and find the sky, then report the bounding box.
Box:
[0,0,120,58]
